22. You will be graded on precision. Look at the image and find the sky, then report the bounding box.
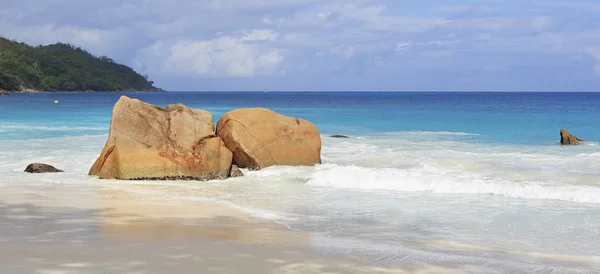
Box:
[1,0,600,91]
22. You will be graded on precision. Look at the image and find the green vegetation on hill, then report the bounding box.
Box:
[0,37,162,92]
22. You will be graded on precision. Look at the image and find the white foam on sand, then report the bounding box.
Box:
[2,130,600,271]
[380,131,481,136]
[316,132,600,203]
[304,163,600,204]
[3,130,600,205]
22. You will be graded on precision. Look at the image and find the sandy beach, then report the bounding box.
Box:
[4,93,600,273]
[0,185,499,274]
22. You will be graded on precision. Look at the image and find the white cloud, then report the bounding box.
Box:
[1,0,600,90]
[0,24,123,55]
[416,40,459,46]
[443,17,554,31]
[395,42,412,52]
[483,65,507,72]
[548,1,600,11]
[419,50,453,58]
[330,45,356,58]
[531,16,553,29]
[262,17,273,24]
[136,30,283,77]
[240,29,278,41]
[585,49,600,75]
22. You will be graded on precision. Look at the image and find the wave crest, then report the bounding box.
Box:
[305,164,600,204]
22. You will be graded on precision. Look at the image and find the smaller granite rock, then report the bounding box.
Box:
[229,165,244,178]
[560,129,584,145]
[329,135,349,138]
[216,108,322,170]
[0,91,9,96]
[25,163,64,173]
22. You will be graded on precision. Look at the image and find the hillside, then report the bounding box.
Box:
[0,37,162,92]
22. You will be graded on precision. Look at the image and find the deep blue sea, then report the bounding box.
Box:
[1,92,600,272]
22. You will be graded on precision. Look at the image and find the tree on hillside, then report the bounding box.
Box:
[0,37,161,92]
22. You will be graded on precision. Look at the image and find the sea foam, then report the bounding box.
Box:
[304,163,600,204]
[3,131,600,205]
[314,132,600,204]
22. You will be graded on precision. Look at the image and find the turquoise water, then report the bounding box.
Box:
[1,92,600,272]
[3,92,600,142]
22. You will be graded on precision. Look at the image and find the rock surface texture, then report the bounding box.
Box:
[229,165,244,178]
[24,163,63,173]
[560,129,583,145]
[216,108,322,170]
[89,96,232,180]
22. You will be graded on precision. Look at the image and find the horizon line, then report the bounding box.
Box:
[161,90,600,93]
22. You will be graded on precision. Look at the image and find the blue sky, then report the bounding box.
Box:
[1,0,600,91]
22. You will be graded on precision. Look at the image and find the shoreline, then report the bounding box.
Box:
[0,184,311,245]
[3,93,600,273]
[0,181,598,273]
[0,185,486,274]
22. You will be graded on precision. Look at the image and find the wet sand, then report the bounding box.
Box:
[0,185,500,274]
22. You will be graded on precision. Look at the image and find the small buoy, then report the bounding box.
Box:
[54,100,59,104]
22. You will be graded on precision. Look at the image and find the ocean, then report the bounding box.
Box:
[1,92,600,272]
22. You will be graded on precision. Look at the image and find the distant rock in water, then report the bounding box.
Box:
[229,165,244,178]
[329,135,349,138]
[0,91,8,96]
[216,108,322,170]
[89,96,232,180]
[560,129,584,145]
[25,163,63,173]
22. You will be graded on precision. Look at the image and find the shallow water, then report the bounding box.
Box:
[1,92,600,272]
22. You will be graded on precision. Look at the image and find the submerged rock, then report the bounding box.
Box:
[560,129,584,145]
[229,165,244,178]
[25,163,63,173]
[89,96,232,180]
[216,108,322,170]
[329,134,349,138]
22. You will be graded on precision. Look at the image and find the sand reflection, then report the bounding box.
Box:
[95,185,312,246]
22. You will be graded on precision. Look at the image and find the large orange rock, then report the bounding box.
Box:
[216,108,321,170]
[89,96,233,180]
[560,129,584,145]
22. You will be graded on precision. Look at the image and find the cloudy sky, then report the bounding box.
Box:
[1,0,600,91]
